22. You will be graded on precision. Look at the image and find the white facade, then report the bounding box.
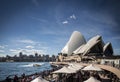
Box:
[101,59,120,65]
[73,44,85,54]
[103,42,113,55]
[61,31,113,56]
[61,31,86,55]
[74,35,103,55]
[103,42,110,52]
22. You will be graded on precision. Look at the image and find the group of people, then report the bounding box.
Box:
[5,67,60,82]
[48,69,119,82]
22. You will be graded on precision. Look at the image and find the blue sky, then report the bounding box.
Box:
[0,0,120,57]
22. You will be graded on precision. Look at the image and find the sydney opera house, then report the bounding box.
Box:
[61,31,113,56]
[58,31,116,62]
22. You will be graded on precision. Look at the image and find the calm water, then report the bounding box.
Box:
[0,62,52,81]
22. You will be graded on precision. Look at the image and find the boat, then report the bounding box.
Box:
[6,60,14,62]
[50,63,59,68]
[33,64,41,67]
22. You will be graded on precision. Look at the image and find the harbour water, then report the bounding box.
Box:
[0,62,52,81]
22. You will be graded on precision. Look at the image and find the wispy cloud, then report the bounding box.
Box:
[40,30,57,35]
[114,48,120,55]
[70,14,76,19]
[0,53,6,57]
[111,36,120,40]
[62,20,68,24]
[9,48,46,55]
[38,28,70,36]
[0,50,4,53]
[17,39,35,44]
[9,49,19,53]
[25,45,34,49]
[30,16,48,23]
[62,14,76,24]
[9,38,50,55]
[0,45,5,49]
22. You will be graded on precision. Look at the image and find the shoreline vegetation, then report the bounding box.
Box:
[1,62,120,82]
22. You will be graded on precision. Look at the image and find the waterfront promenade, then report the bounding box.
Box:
[50,62,120,79]
[2,62,120,82]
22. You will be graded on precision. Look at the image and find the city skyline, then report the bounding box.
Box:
[0,0,120,57]
[0,51,57,62]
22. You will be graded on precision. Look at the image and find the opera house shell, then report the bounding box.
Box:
[61,31,113,56]
[103,42,113,56]
[61,31,86,55]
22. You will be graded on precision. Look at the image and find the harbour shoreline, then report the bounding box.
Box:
[1,62,120,82]
[0,64,61,82]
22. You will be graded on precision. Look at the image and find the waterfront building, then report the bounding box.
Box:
[58,31,118,64]
[0,53,57,62]
[19,52,23,58]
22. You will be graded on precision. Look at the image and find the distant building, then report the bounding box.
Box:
[35,53,38,57]
[0,53,57,62]
[19,52,23,58]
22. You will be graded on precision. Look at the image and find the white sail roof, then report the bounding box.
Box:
[52,66,76,74]
[84,77,101,82]
[61,31,86,55]
[103,42,113,55]
[61,31,113,56]
[31,76,49,82]
[82,40,102,55]
[68,65,79,71]
[68,63,83,70]
[73,44,85,54]
[103,42,112,52]
[74,35,102,55]
[82,64,102,71]
[103,42,109,51]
